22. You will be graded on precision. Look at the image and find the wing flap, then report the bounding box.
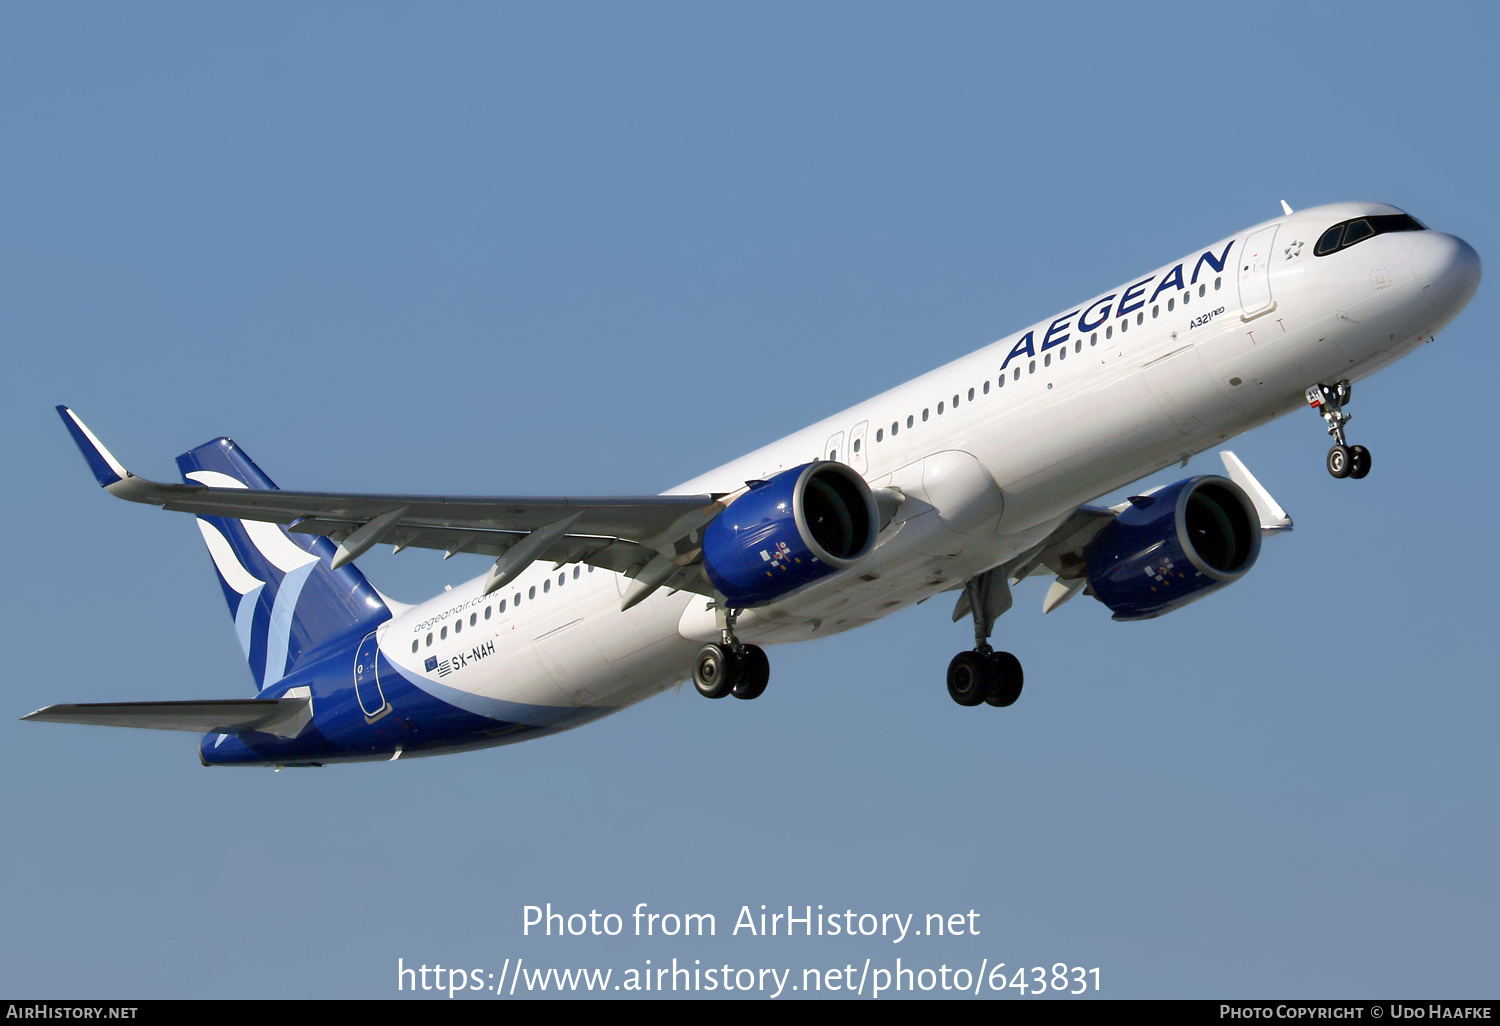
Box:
[1032,505,1117,580]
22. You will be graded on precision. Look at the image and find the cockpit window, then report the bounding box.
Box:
[1314,213,1426,257]
[1342,219,1374,245]
[1316,225,1344,255]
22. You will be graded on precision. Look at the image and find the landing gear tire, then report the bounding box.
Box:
[947,651,996,707]
[1309,381,1369,480]
[984,651,1024,708]
[1349,445,1372,480]
[731,645,770,700]
[693,643,740,699]
[1326,444,1353,479]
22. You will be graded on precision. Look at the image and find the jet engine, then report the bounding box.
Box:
[701,461,878,607]
[1085,475,1260,621]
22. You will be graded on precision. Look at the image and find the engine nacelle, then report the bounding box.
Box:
[1085,475,1260,621]
[702,461,878,607]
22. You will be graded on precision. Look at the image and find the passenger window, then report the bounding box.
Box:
[907,415,914,428]
[1091,332,1098,345]
[500,599,507,612]
[1151,305,1159,318]
[1044,353,1051,367]
[588,566,594,572]
[426,633,433,647]
[968,387,975,401]
[573,566,580,579]
[559,572,565,586]
[485,606,492,619]
[514,592,521,605]
[1058,346,1066,361]
[1183,291,1190,305]
[876,428,883,442]
[953,393,960,406]
[892,422,899,436]
[1120,319,1128,333]
[1342,219,1374,246]
[1167,298,1174,311]
[543,579,550,593]
[937,402,944,415]
[853,438,861,452]
[1214,277,1221,290]
[1199,284,1206,297]
[441,626,448,640]
[983,381,990,394]
[454,619,462,634]
[529,586,536,599]
[1074,340,1081,353]
[998,374,1006,387]
[470,613,477,626]
[922,409,929,421]
[1028,360,1036,374]
[1013,367,1020,381]
[1136,312,1144,325]
[1106,326,1113,339]
[411,640,419,654]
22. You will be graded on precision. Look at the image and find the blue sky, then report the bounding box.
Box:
[3,2,1496,999]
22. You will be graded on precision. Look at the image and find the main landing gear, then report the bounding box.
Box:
[692,607,770,701]
[947,572,1024,708]
[1306,381,1371,480]
[947,649,1024,708]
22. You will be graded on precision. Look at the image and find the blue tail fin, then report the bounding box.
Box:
[177,438,391,692]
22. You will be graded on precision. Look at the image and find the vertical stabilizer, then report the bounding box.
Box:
[176,438,391,691]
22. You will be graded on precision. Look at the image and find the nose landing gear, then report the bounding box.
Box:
[1307,381,1371,480]
[947,571,1024,709]
[692,607,770,701]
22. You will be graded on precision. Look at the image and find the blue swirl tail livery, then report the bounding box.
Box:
[175,435,392,691]
[30,202,1480,765]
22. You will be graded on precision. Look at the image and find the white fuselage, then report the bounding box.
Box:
[375,202,1477,727]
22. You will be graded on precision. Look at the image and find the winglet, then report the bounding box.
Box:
[56,405,131,488]
[1219,451,1293,535]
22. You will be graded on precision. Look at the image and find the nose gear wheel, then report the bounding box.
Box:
[1307,381,1372,479]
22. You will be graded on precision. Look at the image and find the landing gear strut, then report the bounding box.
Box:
[1307,381,1371,480]
[947,572,1024,708]
[692,607,770,701]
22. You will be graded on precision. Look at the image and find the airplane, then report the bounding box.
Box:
[27,201,1480,767]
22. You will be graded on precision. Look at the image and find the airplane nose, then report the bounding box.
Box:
[1412,231,1482,314]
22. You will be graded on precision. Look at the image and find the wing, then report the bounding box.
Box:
[58,407,733,607]
[955,450,1294,620]
[1030,451,1294,613]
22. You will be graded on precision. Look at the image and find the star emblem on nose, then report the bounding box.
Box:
[1284,240,1304,260]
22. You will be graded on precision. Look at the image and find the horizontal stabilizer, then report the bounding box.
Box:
[22,697,310,737]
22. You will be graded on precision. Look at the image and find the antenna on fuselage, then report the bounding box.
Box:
[1280,200,1294,216]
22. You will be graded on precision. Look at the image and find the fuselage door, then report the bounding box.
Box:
[1238,225,1279,320]
[823,430,846,464]
[353,631,390,721]
[847,421,869,475]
